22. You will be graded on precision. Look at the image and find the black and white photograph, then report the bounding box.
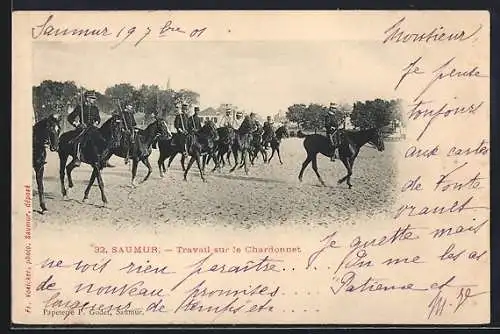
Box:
[31,40,405,229]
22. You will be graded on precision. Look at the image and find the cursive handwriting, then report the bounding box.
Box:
[74,280,165,298]
[433,162,485,192]
[171,254,282,291]
[383,17,482,44]
[119,260,175,275]
[430,218,488,239]
[43,291,133,314]
[306,231,341,269]
[414,57,488,101]
[394,196,489,219]
[31,14,208,49]
[407,99,484,141]
[32,15,112,39]
[39,257,111,274]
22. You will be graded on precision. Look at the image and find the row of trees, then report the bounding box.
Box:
[32,80,200,125]
[285,99,404,132]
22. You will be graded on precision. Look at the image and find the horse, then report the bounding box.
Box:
[58,115,125,206]
[184,120,220,182]
[267,125,289,165]
[214,126,236,168]
[32,114,62,213]
[157,132,189,177]
[249,127,268,165]
[229,129,253,175]
[112,118,171,186]
[297,128,385,188]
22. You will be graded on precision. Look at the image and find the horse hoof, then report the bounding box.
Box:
[102,202,108,208]
[63,195,69,200]
[82,198,87,202]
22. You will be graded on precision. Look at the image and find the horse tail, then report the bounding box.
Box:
[296,130,306,138]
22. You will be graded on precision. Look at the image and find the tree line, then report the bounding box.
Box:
[32,80,200,125]
[285,98,405,133]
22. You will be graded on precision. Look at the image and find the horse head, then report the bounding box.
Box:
[369,128,385,152]
[277,125,289,139]
[46,113,62,151]
[153,117,172,140]
[102,115,126,149]
[203,120,219,142]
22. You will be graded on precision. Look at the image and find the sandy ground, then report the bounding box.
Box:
[31,138,398,232]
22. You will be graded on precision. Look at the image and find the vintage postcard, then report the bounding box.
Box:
[12,10,490,325]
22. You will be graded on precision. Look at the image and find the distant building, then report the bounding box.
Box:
[198,106,224,126]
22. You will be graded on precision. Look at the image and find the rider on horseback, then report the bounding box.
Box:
[263,116,275,148]
[174,103,190,154]
[219,108,233,128]
[123,103,137,165]
[188,106,202,133]
[325,102,341,162]
[67,90,113,166]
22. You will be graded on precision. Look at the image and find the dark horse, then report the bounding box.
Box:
[267,125,289,165]
[58,115,125,206]
[157,132,189,177]
[297,128,385,188]
[202,126,236,171]
[249,128,268,165]
[229,129,253,175]
[113,118,171,186]
[184,120,220,182]
[32,114,62,213]
[215,126,236,168]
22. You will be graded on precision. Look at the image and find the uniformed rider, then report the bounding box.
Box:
[188,106,202,133]
[219,108,233,128]
[123,103,137,165]
[262,115,275,148]
[67,90,102,164]
[325,102,341,161]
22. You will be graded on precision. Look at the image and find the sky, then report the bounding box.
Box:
[33,40,405,117]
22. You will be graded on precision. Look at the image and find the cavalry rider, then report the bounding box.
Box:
[325,102,341,161]
[219,108,233,128]
[122,103,138,165]
[174,103,190,154]
[238,112,258,137]
[67,90,113,166]
[233,110,244,129]
[262,115,275,148]
[188,106,202,133]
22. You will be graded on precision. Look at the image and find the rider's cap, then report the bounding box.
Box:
[267,116,271,119]
[85,91,97,99]
[250,112,256,117]
[236,111,243,116]
[194,106,200,112]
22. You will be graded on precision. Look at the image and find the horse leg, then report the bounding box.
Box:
[59,152,69,199]
[261,147,267,163]
[95,167,108,206]
[298,155,313,182]
[167,152,176,168]
[83,168,98,202]
[158,152,166,178]
[140,158,153,183]
[277,147,283,165]
[131,159,139,187]
[311,155,326,186]
[338,157,354,188]
[268,147,275,163]
[181,153,187,171]
[35,164,47,213]
[183,156,196,181]
[242,149,249,175]
[196,154,207,182]
[66,157,80,189]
